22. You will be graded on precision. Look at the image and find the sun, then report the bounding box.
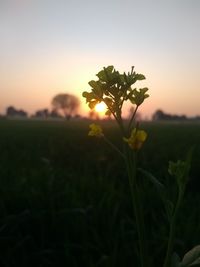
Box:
[94,102,107,114]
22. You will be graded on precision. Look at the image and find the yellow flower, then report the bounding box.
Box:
[123,128,147,150]
[88,123,104,138]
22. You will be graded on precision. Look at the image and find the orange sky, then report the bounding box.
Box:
[0,0,200,118]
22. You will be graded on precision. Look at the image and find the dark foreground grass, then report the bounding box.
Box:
[0,119,200,267]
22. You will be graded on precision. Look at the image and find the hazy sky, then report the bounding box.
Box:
[0,0,200,118]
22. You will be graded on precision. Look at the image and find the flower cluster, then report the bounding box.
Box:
[123,128,147,150]
[168,148,193,191]
[88,123,104,138]
[82,66,149,119]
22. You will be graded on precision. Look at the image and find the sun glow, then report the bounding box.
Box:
[94,102,107,114]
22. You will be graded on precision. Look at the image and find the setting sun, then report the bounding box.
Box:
[94,102,107,114]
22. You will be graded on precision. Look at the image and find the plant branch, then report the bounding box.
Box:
[163,190,183,267]
[128,105,139,133]
[104,136,125,159]
[126,150,147,267]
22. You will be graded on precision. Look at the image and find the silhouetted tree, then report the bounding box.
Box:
[51,93,80,118]
[18,109,27,117]
[6,106,27,117]
[34,109,49,118]
[6,106,17,116]
[50,109,61,118]
[152,109,187,121]
[152,109,166,121]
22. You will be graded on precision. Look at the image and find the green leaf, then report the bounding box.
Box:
[181,245,200,267]
[88,100,98,109]
[135,73,146,80]
[140,87,149,94]
[103,97,113,106]
[168,147,194,190]
[129,87,149,106]
[82,91,96,102]
[138,168,165,194]
[96,66,115,82]
[88,80,99,90]
[105,65,114,73]
[105,110,112,116]
[96,70,107,81]
[88,80,103,98]
[82,91,89,97]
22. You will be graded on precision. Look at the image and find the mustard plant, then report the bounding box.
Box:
[83,66,199,267]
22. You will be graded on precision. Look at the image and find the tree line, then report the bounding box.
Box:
[2,93,200,121]
[4,93,80,119]
[152,109,200,121]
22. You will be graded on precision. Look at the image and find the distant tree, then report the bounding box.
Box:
[152,109,187,121]
[51,93,80,118]
[6,106,17,116]
[6,106,27,118]
[34,109,49,118]
[152,109,166,121]
[50,109,61,118]
[41,108,49,118]
[18,109,27,117]
[194,115,200,121]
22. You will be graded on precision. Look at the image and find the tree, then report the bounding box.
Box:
[50,109,61,118]
[18,109,27,117]
[6,106,17,117]
[152,109,166,121]
[152,109,187,121]
[51,93,80,118]
[6,106,27,118]
[34,109,49,118]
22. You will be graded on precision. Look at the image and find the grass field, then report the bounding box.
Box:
[0,119,200,267]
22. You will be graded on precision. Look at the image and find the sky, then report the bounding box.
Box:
[0,0,200,118]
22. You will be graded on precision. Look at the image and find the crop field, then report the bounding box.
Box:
[0,119,200,267]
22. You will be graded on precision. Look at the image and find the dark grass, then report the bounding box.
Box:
[0,119,200,267]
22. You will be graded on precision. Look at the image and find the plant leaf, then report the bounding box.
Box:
[105,110,112,116]
[89,100,98,109]
[138,168,165,194]
[181,245,200,266]
[135,73,146,80]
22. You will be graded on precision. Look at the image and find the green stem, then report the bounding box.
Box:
[101,97,125,135]
[128,105,139,133]
[117,115,147,267]
[163,190,183,267]
[126,150,147,267]
[104,136,125,159]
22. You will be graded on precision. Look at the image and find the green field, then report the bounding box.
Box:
[0,119,200,267]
